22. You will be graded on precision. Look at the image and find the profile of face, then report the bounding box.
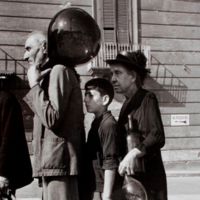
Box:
[110,64,136,95]
[84,89,108,115]
[24,34,46,68]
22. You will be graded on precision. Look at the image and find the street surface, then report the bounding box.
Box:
[15,176,200,200]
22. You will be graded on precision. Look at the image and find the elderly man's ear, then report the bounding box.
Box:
[41,41,47,54]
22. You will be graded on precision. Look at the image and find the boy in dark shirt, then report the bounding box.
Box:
[84,78,119,200]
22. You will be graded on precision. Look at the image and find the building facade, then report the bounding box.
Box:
[0,0,200,173]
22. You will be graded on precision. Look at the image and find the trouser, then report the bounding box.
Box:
[91,190,125,200]
[42,176,79,200]
[146,188,168,200]
[92,189,167,200]
[132,174,168,200]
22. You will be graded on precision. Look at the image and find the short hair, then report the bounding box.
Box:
[27,31,47,45]
[85,78,114,105]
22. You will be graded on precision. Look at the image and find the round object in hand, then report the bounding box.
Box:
[48,7,101,66]
[122,175,148,200]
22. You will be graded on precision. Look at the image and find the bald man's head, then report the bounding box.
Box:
[27,31,47,45]
[24,31,47,68]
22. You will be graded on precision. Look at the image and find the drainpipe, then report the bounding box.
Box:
[132,0,138,45]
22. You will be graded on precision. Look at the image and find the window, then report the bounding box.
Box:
[94,0,131,43]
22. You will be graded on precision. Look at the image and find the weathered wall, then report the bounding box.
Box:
[0,0,93,154]
[139,0,200,168]
[0,0,200,170]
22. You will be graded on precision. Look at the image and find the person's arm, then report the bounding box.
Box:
[118,147,143,175]
[100,117,119,200]
[138,93,165,152]
[24,64,73,130]
[103,169,116,200]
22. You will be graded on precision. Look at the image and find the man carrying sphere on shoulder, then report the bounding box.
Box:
[23,29,85,200]
[23,7,101,200]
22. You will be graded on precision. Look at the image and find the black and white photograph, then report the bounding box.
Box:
[0,0,200,200]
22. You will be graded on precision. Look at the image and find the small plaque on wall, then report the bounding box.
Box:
[171,114,190,126]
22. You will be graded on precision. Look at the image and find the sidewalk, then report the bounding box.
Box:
[15,174,200,200]
[167,176,200,200]
[16,179,42,200]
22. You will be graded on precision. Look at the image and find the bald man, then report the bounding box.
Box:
[23,31,85,200]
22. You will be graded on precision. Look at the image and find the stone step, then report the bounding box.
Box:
[164,160,200,177]
[168,195,200,200]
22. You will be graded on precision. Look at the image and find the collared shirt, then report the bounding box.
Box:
[86,111,119,192]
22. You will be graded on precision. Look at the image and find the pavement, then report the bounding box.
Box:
[15,173,200,200]
[16,179,42,200]
[167,176,200,200]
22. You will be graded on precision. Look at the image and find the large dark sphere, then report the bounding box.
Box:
[48,7,101,66]
[122,176,147,200]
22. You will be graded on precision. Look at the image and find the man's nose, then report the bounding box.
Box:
[111,74,116,83]
[84,95,90,103]
[23,52,29,61]
[84,96,87,103]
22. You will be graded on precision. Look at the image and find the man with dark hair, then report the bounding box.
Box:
[83,78,120,200]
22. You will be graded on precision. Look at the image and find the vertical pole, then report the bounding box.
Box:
[92,0,95,17]
[132,0,138,45]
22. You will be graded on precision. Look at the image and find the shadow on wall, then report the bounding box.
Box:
[147,55,188,107]
[89,63,188,107]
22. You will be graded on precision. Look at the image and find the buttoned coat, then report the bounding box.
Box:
[118,88,167,192]
[24,64,85,177]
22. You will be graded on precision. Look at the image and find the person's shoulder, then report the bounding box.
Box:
[99,112,117,138]
[51,65,77,78]
[0,91,18,105]
[51,64,66,72]
[142,89,157,100]
[0,91,16,100]
[100,111,117,129]
[142,89,159,106]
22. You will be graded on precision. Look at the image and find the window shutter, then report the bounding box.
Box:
[116,0,129,43]
[102,0,116,42]
[94,0,131,43]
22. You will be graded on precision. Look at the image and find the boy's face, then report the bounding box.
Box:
[84,89,105,115]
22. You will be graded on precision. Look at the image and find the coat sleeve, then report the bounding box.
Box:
[137,93,165,153]
[24,65,73,130]
[99,119,119,170]
[0,94,17,177]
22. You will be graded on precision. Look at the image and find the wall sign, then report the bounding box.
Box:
[171,114,190,126]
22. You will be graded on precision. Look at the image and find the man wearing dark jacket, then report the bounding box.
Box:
[0,72,33,197]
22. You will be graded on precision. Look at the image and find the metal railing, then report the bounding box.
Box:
[0,47,27,81]
[151,55,187,104]
[0,47,29,89]
[92,42,151,68]
[91,42,187,104]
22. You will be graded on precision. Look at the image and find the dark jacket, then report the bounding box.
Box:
[0,91,33,189]
[118,88,167,191]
